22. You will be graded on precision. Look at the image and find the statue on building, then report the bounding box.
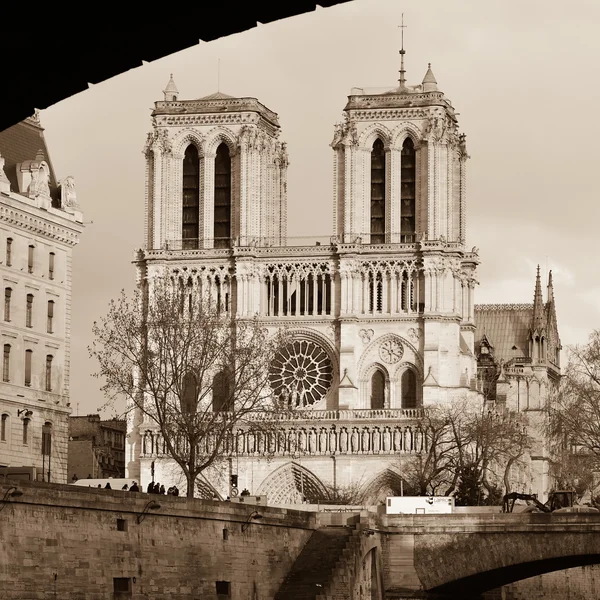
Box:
[59,176,79,209]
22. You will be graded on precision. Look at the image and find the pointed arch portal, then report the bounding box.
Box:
[257,462,328,504]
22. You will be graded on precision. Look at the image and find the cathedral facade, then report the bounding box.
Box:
[127,59,559,503]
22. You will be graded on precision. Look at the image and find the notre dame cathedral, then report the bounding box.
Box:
[126,50,561,504]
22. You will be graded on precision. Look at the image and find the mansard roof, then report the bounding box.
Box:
[0,115,60,205]
[474,304,533,363]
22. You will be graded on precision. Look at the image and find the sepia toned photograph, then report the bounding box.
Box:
[1,1,599,598]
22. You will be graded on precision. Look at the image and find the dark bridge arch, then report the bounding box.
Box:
[390,515,600,597]
[430,554,600,597]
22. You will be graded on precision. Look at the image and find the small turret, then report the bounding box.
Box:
[422,63,438,92]
[163,74,179,102]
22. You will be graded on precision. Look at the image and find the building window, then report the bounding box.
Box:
[212,370,231,412]
[1,414,7,441]
[216,581,231,599]
[47,300,54,333]
[4,287,11,321]
[400,137,416,243]
[182,144,200,249]
[371,370,385,409]
[401,369,417,409]
[26,294,33,327]
[113,577,132,598]
[48,252,55,280]
[23,418,29,445]
[370,138,386,244]
[28,245,34,274]
[181,371,197,415]
[6,238,12,267]
[45,355,53,392]
[214,143,231,249]
[42,422,52,456]
[25,349,32,387]
[3,344,10,382]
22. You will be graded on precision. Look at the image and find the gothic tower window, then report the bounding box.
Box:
[1,413,7,441]
[401,370,417,408]
[400,138,416,243]
[182,145,200,249]
[370,139,386,244]
[370,370,385,409]
[214,143,231,249]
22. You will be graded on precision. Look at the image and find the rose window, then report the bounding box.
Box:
[379,338,404,364]
[269,338,333,407]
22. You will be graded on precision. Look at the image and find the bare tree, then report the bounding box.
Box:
[547,331,600,463]
[401,397,533,504]
[90,273,292,498]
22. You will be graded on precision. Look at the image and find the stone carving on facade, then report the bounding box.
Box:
[143,128,174,156]
[339,427,348,453]
[26,159,51,199]
[59,176,79,209]
[359,328,374,345]
[379,338,404,364]
[407,327,420,343]
[331,118,358,148]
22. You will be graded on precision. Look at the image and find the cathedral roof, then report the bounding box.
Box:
[198,91,235,100]
[474,304,533,363]
[152,93,280,128]
[0,114,60,205]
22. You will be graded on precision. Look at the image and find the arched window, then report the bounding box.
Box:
[370,370,385,409]
[181,371,197,415]
[3,344,9,382]
[182,145,200,249]
[400,137,416,243]
[401,370,417,408]
[6,238,12,266]
[212,370,231,412]
[4,287,11,321]
[1,413,8,442]
[45,355,53,392]
[26,293,33,328]
[25,349,32,387]
[47,300,54,333]
[214,143,231,248]
[370,138,386,244]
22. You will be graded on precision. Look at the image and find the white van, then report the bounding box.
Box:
[386,496,455,515]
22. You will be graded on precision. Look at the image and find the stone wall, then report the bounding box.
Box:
[0,479,314,599]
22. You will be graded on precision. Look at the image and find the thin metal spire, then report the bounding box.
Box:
[398,14,407,89]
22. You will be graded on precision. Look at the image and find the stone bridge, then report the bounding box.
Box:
[375,512,600,598]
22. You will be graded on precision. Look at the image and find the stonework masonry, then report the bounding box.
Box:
[0,480,314,599]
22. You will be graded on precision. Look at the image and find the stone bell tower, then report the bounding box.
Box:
[142,74,289,251]
[331,44,479,406]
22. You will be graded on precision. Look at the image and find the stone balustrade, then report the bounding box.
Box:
[140,416,428,459]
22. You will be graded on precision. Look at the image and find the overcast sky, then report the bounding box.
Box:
[39,0,600,417]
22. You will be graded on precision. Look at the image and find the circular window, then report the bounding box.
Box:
[269,338,334,407]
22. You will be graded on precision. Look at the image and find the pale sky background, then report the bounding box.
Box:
[39,0,600,417]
